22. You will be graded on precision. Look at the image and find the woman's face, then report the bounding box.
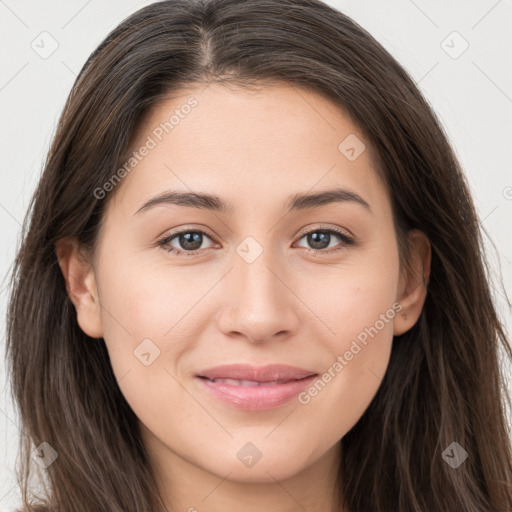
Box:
[65,83,426,490]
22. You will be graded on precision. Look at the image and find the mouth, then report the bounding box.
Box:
[198,377,299,386]
[196,363,317,382]
[194,364,318,411]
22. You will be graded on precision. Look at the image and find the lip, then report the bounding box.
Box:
[195,364,318,411]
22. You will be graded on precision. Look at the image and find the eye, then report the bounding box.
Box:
[294,227,355,253]
[157,226,355,257]
[157,229,218,255]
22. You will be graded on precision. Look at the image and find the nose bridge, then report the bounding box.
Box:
[235,235,285,311]
[218,234,298,342]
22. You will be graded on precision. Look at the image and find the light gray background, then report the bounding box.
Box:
[1,1,511,509]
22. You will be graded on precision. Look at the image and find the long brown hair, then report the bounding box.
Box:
[6,0,512,510]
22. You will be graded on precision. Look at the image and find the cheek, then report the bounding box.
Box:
[96,242,205,352]
[293,244,399,429]
[93,249,204,435]
[295,241,400,353]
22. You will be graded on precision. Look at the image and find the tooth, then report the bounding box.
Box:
[240,379,259,386]
[212,378,260,386]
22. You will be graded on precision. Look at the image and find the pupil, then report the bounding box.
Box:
[308,231,330,249]
[180,232,202,250]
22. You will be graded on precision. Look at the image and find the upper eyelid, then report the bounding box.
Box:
[160,226,217,243]
[296,224,353,239]
[160,224,352,241]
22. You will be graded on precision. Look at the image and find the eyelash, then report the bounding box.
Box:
[156,226,355,256]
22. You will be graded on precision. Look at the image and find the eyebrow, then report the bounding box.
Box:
[134,187,372,215]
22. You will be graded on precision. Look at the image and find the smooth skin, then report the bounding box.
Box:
[57,83,430,512]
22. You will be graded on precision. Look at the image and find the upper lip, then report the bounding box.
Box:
[196,364,317,383]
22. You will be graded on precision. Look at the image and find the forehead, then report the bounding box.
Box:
[107,82,389,218]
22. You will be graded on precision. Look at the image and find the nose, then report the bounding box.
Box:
[216,245,300,344]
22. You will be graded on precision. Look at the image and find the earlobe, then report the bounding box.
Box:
[55,237,103,339]
[394,229,431,336]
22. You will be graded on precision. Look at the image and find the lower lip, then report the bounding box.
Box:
[195,375,318,411]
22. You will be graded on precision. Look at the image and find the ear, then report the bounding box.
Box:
[55,237,103,339]
[394,229,431,336]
